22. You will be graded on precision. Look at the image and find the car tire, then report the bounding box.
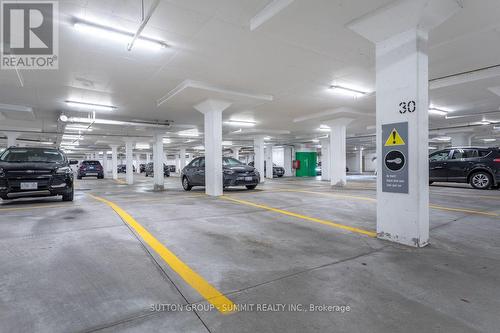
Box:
[77,176,82,180]
[429,181,434,185]
[278,175,283,178]
[470,171,492,190]
[246,185,257,190]
[62,188,74,202]
[182,177,192,191]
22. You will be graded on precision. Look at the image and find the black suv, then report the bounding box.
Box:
[77,160,104,179]
[144,162,170,177]
[181,157,259,191]
[0,147,77,201]
[429,147,500,189]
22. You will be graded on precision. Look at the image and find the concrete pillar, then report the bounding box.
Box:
[355,149,363,173]
[254,136,266,183]
[348,0,460,247]
[180,147,187,171]
[264,145,273,179]
[283,146,293,177]
[135,153,140,173]
[194,99,232,197]
[102,151,108,178]
[153,132,165,191]
[232,147,241,161]
[449,133,472,147]
[146,153,151,164]
[124,140,134,185]
[110,145,119,180]
[320,138,330,181]
[6,132,20,147]
[325,118,353,187]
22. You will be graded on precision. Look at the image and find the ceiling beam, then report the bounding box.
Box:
[250,0,295,31]
[128,0,161,51]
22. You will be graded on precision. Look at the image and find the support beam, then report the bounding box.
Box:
[194,99,232,197]
[153,132,165,191]
[180,147,187,171]
[5,132,20,148]
[110,145,119,180]
[324,118,353,187]
[102,151,108,178]
[265,145,273,179]
[232,146,241,161]
[355,149,363,173]
[348,0,460,247]
[124,140,134,185]
[320,138,330,181]
[283,146,294,177]
[253,136,266,183]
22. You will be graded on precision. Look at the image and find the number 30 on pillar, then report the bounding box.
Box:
[398,101,416,114]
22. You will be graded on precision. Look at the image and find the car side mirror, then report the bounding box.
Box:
[69,160,78,165]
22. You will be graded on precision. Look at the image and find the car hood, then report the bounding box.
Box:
[0,161,63,171]
[225,165,256,172]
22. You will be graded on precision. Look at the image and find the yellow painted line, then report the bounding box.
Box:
[89,194,235,314]
[429,204,498,217]
[220,195,377,238]
[0,203,76,212]
[281,189,376,202]
[114,179,127,185]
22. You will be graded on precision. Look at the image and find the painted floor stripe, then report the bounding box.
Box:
[220,195,377,238]
[0,203,76,212]
[89,194,235,314]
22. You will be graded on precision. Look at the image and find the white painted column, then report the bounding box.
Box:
[325,118,353,187]
[134,154,140,173]
[254,136,266,183]
[320,138,330,181]
[110,145,119,180]
[5,132,19,147]
[449,133,472,147]
[146,153,151,164]
[283,146,293,177]
[232,147,241,161]
[180,147,187,171]
[102,151,108,178]
[124,140,134,185]
[264,145,273,179]
[194,99,232,196]
[348,0,460,247]
[355,149,363,173]
[153,132,165,191]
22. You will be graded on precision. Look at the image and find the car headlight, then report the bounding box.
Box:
[0,167,4,177]
[56,166,72,174]
[223,169,235,175]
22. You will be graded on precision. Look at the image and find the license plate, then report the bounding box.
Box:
[20,182,38,190]
[245,177,253,181]
[87,173,98,176]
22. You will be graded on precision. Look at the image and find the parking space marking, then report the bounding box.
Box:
[220,195,377,237]
[114,179,128,185]
[281,190,499,218]
[0,203,77,212]
[89,194,235,314]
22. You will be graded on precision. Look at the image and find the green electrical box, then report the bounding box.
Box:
[295,152,317,177]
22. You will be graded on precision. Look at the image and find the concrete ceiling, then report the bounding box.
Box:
[1,0,500,155]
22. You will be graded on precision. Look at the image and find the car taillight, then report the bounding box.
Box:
[494,158,500,163]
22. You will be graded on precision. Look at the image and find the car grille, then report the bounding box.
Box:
[6,170,53,177]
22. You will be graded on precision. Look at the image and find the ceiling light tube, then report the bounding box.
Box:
[329,85,368,97]
[73,18,169,50]
[428,108,449,116]
[66,100,117,112]
[482,138,497,142]
[224,120,257,127]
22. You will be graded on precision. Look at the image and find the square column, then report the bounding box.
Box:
[146,153,151,164]
[102,151,109,178]
[180,148,187,171]
[153,132,165,191]
[110,146,119,180]
[355,149,363,173]
[232,147,241,161]
[283,146,293,177]
[253,136,265,183]
[264,145,273,179]
[325,118,353,187]
[194,99,232,197]
[320,138,330,181]
[5,132,20,147]
[449,133,473,147]
[124,140,134,185]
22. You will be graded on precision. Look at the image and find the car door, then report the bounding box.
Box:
[447,149,477,182]
[429,150,451,181]
[185,158,199,184]
[195,157,206,185]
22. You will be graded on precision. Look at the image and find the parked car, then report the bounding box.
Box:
[144,162,170,177]
[181,157,259,191]
[248,161,285,177]
[77,160,104,179]
[166,165,176,173]
[0,147,77,201]
[316,162,322,176]
[117,164,136,173]
[139,163,146,173]
[429,147,500,189]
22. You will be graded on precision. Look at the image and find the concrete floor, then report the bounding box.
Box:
[1,175,499,333]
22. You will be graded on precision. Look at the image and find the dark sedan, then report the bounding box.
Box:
[144,162,170,177]
[117,164,136,173]
[429,147,500,189]
[248,161,285,177]
[77,160,104,179]
[181,157,259,191]
[0,147,77,201]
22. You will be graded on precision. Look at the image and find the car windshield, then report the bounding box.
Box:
[223,157,244,166]
[0,148,65,163]
[82,161,100,165]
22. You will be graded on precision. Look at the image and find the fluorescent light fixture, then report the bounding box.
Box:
[480,120,491,125]
[193,145,205,150]
[178,129,199,137]
[73,18,169,50]
[222,141,233,146]
[428,146,438,150]
[135,143,150,149]
[483,138,497,142]
[0,103,33,113]
[329,85,368,97]
[224,120,256,127]
[312,139,320,143]
[66,100,117,112]
[59,114,68,122]
[428,107,449,116]
[318,124,331,132]
[264,136,272,141]
[494,126,500,130]
[163,138,172,144]
[66,126,93,132]
[433,136,451,141]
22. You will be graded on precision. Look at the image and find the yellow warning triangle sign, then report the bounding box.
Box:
[385,128,405,146]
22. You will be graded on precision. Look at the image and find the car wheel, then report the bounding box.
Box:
[278,175,283,178]
[62,188,74,201]
[246,185,257,190]
[77,176,82,180]
[429,181,433,185]
[182,177,192,191]
[470,171,492,190]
